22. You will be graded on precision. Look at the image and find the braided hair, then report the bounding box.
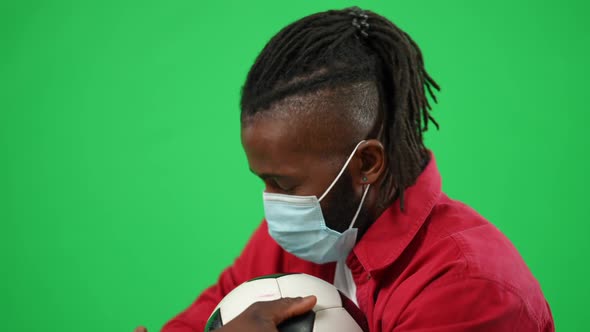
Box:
[240,7,439,209]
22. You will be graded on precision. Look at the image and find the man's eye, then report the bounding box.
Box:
[275,181,294,192]
[262,177,298,194]
[282,186,297,195]
[263,179,287,192]
[274,180,298,194]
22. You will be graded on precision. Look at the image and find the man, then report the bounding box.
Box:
[143,7,554,332]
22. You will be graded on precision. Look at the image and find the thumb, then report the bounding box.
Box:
[134,326,147,332]
[271,296,317,325]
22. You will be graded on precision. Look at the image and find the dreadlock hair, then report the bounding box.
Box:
[240,7,440,210]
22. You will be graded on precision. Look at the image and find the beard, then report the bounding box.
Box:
[320,170,368,234]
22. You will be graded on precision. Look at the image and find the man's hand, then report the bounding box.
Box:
[132,296,316,332]
[217,296,317,332]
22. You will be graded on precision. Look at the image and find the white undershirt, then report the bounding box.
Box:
[333,259,359,306]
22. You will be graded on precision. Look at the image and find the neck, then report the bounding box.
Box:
[355,187,389,242]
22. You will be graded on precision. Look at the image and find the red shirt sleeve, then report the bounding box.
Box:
[389,276,554,332]
[161,221,285,332]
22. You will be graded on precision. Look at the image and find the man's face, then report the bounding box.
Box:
[240,94,368,233]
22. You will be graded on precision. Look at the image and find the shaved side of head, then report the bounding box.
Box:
[242,81,380,158]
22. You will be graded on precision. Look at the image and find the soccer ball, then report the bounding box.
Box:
[204,273,369,332]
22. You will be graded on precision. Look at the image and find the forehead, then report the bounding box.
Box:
[241,93,356,175]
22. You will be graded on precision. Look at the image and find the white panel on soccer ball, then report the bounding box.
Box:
[276,274,342,311]
[312,307,364,332]
[218,278,281,324]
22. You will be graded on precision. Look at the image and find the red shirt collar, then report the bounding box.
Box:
[348,152,442,273]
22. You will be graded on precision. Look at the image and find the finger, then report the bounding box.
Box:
[134,326,147,332]
[271,296,317,325]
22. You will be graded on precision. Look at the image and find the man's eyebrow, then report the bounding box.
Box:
[249,169,289,180]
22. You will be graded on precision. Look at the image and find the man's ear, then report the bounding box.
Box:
[355,139,385,185]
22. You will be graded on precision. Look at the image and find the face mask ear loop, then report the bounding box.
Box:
[348,184,370,230]
[319,140,366,202]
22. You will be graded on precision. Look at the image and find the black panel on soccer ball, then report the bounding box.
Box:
[204,308,223,331]
[278,310,315,332]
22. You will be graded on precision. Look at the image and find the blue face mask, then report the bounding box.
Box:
[263,141,371,264]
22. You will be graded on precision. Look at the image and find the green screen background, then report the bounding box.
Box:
[1,0,588,331]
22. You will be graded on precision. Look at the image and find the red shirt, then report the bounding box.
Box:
[163,155,554,331]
